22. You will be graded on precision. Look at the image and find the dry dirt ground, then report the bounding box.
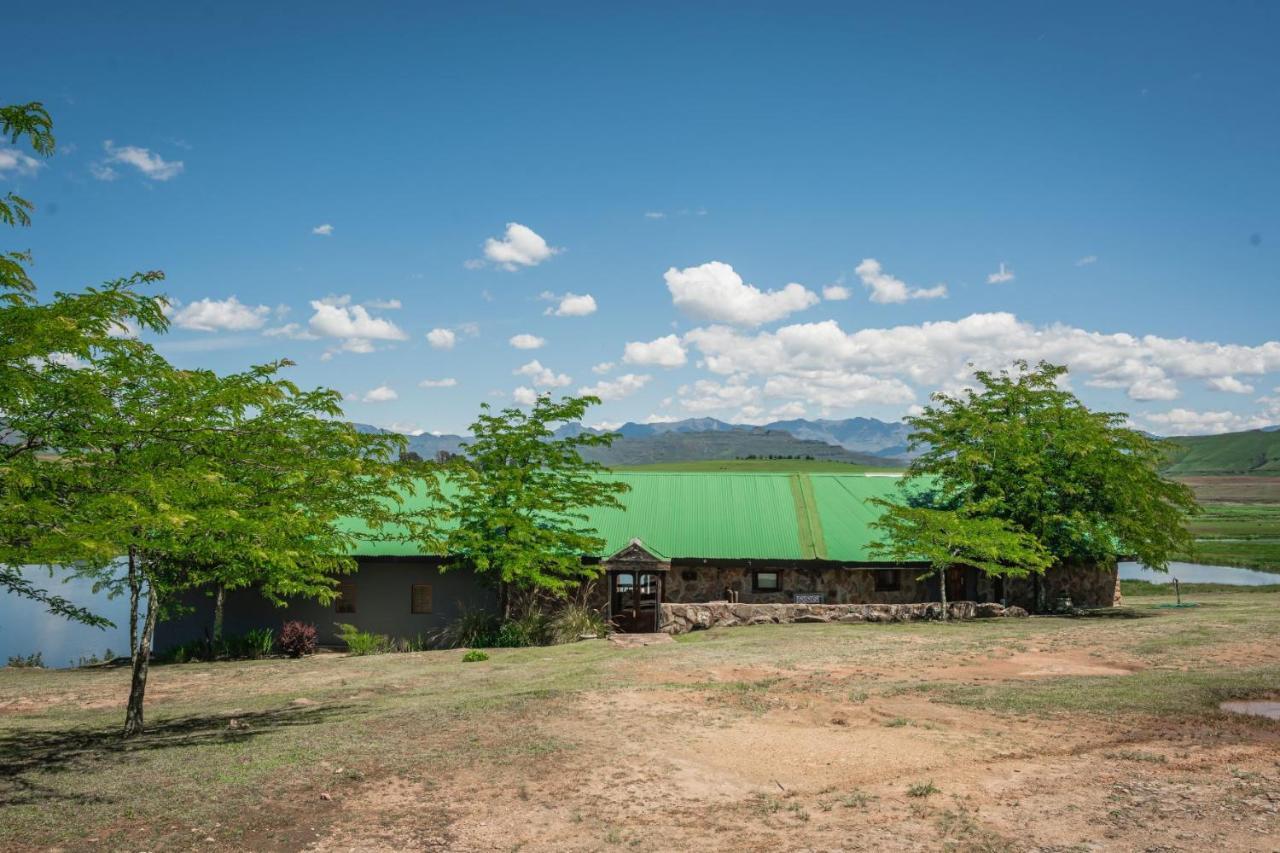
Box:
[2,591,1280,852]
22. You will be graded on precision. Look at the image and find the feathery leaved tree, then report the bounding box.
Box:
[34,349,438,736]
[444,394,628,616]
[1,101,168,624]
[868,503,1053,619]
[898,361,1196,604]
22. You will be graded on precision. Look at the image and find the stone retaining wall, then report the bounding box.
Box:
[658,600,1026,635]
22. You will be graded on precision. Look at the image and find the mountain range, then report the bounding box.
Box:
[355,416,915,466]
[356,416,1280,477]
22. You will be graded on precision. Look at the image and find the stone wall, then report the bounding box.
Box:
[659,600,1026,635]
[1005,558,1120,611]
[663,564,931,605]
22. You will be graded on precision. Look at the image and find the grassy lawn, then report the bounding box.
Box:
[3,590,1279,850]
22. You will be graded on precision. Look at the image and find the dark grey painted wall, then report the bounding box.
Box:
[157,557,496,650]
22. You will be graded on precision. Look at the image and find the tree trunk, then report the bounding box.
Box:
[123,585,158,738]
[127,546,140,666]
[498,581,511,621]
[211,584,226,645]
[939,567,948,622]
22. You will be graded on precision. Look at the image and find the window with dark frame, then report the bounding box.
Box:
[753,570,780,592]
[411,584,433,614]
[335,581,357,613]
[873,570,902,592]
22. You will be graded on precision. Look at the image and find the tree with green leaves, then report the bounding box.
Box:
[187,367,444,646]
[868,503,1053,619]
[28,348,439,736]
[900,361,1196,594]
[1,101,169,623]
[444,394,628,616]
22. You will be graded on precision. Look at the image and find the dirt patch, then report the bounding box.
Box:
[927,649,1144,681]
[607,633,675,648]
[307,777,454,852]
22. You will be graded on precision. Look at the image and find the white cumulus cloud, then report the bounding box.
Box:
[173,296,271,332]
[514,359,571,388]
[418,377,458,388]
[361,385,398,403]
[312,224,334,236]
[542,291,597,317]
[1206,376,1255,394]
[512,386,541,406]
[578,373,651,401]
[822,284,851,301]
[855,258,948,304]
[308,298,407,355]
[1140,408,1277,436]
[479,222,560,270]
[623,334,687,368]
[509,333,546,350]
[426,328,457,349]
[97,140,184,181]
[677,378,761,414]
[262,322,318,340]
[681,312,1280,412]
[0,146,41,176]
[665,261,819,327]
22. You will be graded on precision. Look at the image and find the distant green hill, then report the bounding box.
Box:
[1162,429,1280,476]
[578,429,899,468]
[613,458,902,474]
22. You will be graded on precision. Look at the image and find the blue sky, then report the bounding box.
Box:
[4,2,1278,435]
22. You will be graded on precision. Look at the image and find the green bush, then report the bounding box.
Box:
[160,640,204,664]
[6,652,44,668]
[442,601,609,649]
[241,628,276,659]
[395,634,430,652]
[441,608,501,648]
[549,602,609,643]
[462,649,489,663]
[335,622,393,656]
[495,610,551,647]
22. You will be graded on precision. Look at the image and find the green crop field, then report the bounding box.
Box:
[1172,478,1280,573]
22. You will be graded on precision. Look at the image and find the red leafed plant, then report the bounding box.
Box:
[278,621,318,658]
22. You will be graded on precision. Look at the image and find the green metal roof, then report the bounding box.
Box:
[348,472,914,563]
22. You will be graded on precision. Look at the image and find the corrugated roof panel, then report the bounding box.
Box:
[586,473,807,559]
[808,474,906,561]
[344,471,911,562]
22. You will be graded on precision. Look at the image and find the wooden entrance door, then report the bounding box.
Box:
[611,571,662,632]
[946,565,967,601]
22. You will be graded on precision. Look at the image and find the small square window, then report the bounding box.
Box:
[753,571,780,592]
[874,570,901,592]
[411,584,433,614]
[335,581,357,613]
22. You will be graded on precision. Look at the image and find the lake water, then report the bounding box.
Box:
[1118,560,1280,586]
[1,565,134,667]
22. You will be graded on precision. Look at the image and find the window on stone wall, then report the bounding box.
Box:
[874,570,902,592]
[411,584,433,614]
[753,571,780,592]
[335,581,357,613]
